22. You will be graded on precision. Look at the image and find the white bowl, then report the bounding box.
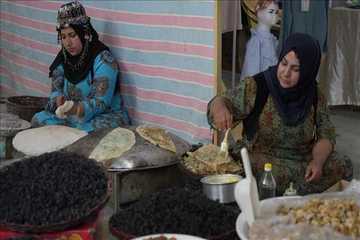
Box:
[235,196,303,240]
[236,212,249,240]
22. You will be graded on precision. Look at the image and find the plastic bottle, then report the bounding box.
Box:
[259,163,276,200]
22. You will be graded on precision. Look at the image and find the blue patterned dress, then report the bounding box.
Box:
[32,50,130,132]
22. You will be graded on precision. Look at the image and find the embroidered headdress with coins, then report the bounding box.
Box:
[50,1,109,84]
[56,1,96,42]
[57,1,89,27]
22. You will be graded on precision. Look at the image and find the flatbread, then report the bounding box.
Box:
[136,125,176,153]
[55,100,74,119]
[183,144,242,175]
[89,127,135,162]
[13,125,88,156]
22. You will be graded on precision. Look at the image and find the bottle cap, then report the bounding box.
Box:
[264,163,272,171]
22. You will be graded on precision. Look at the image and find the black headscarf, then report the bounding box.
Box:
[49,22,109,84]
[264,33,321,126]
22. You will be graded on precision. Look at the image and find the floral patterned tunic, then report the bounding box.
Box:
[32,50,130,132]
[211,76,352,195]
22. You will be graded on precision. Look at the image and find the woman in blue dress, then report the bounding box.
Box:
[32,1,130,132]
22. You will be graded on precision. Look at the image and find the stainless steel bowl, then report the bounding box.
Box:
[200,174,242,203]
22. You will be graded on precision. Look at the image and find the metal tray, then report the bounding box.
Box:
[109,129,191,171]
[63,126,191,171]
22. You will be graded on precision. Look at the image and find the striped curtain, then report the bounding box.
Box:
[0,1,217,143]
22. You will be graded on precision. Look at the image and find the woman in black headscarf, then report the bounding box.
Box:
[31,1,130,132]
[208,33,353,195]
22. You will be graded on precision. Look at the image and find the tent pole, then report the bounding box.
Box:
[231,0,239,89]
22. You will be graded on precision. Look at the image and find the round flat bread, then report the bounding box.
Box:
[89,127,136,162]
[12,125,88,156]
[136,125,176,153]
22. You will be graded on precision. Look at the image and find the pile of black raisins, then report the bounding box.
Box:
[0,151,108,229]
[109,185,239,238]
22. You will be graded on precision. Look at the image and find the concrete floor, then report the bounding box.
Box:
[331,108,360,180]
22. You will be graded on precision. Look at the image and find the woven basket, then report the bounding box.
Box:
[6,96,48,122]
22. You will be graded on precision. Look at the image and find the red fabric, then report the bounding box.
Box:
[0,216,98,240]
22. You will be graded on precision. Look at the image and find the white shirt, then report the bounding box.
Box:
[240,27,278,80]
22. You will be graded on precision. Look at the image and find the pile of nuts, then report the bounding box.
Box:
[277,198,360,238]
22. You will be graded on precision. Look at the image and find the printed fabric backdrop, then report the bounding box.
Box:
[0,0,217,143]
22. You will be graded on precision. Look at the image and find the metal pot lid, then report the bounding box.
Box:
[109,127,191,171]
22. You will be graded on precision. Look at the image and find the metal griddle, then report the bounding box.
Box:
[63,126,192,211]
